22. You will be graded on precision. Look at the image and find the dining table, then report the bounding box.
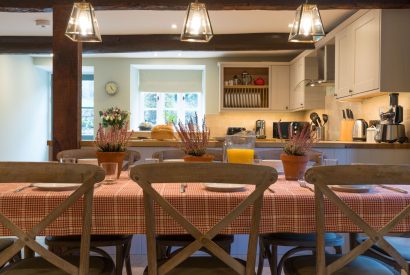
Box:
[0,172,409,237]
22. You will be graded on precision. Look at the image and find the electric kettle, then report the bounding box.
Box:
[352,119,368,141]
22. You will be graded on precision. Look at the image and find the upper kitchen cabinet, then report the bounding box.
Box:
[270,65,290,111]
[219,62,290,112]
[289,55,326,111]
[335,9,410,100]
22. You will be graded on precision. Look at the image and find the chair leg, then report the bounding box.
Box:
[256,238,265,275]
[265,244,278,275]
[116,244,124,275]
[124,239,133,275]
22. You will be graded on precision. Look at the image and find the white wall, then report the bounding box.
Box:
[0,55,49,161]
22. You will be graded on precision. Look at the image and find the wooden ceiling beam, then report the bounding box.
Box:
[0,33,314,54]
[0,0,409,12]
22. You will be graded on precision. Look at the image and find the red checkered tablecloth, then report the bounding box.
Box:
[0,172,409,236]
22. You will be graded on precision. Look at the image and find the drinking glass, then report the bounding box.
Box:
[224,132,256,164]
[100,162,118,184]
[60,157,76,164]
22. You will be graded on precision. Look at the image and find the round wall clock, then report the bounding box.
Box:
[105,81,119,95]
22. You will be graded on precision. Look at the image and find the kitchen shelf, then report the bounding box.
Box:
[223,85,269,89]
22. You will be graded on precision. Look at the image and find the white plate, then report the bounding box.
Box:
[163,159,184,162]
[257,160,284,174]
[203,183,246,192]
[32,183,82,191]
[331,185,372,193]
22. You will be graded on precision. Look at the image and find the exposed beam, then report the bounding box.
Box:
[0,0,409,12]
[0,33,314,54]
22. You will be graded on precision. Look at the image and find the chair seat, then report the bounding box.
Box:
[0,238,15,251]
[283,254,399,275]
[2,256,115,275]
[260,233,344,247]
[357,236,410,260]
[45,234,132,247]
[144,256,251,275]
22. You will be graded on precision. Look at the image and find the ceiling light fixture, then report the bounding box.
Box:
[288,1,325,43]
[65,0,102,42]
[180,0,213,43]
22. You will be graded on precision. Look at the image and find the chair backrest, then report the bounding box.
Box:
[305,165,410,275]
[0,162,104,275]
[131,162,277,275]
[56,148,98,160]
[152,148,223,162]
[256,149,323,165]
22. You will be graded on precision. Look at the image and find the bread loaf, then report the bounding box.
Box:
[151,125,175,140]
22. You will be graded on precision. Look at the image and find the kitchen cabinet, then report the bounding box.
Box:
[270,65,289,111]
[335,9,410,100]
[219,63,271,111]
[219,62,290,112]
[289,56,326,111]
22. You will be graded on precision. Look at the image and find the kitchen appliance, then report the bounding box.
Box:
[255,120,266,139]
[227,127,246,136]
[375,93,407,143]
[352,119,368,141]
[272,122,310,139]
[304,45,335,87]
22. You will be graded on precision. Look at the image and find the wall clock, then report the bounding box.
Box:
[105,81,119,95]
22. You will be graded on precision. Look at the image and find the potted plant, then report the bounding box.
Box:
[96,107,132,178]
[280,125,316,180]
[99,107,130,129]
[174,114,213,162]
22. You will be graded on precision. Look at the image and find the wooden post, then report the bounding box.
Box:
[52,5,82,160]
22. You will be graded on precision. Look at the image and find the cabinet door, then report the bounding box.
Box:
[270,65,290,111]
[352,10,380,94]
[289,60,305,110]
[335,28,354,99]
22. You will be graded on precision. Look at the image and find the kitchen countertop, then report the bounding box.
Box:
[47,139,410,149]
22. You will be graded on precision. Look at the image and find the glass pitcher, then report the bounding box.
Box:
[223,131,256,164]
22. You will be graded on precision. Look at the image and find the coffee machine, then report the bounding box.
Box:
[255,120,266,139]
[375,93,407,143]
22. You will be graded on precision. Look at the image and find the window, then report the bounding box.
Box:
[82,75,94,140]
[140,92,202,125]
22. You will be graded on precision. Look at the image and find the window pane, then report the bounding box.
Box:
[185,111,197,124]
[165,110,177,124]
[82,80,94,108]
[165,93,178,108]
[184,93,199,109]
[144,110,157,125]
[144,93,157,108]
[81,107,94,140]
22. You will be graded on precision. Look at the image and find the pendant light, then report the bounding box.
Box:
[65,0,102,42]
[288,1,325,43]
[180,0,213,42]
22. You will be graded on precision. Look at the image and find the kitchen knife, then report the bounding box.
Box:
[342,110,346,119]
[350,109,354,119]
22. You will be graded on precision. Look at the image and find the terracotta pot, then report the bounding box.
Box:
[183,154,215,162]
[280,153,309,181]
[96,151,126,178]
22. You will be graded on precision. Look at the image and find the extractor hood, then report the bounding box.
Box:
[306,44,335,87]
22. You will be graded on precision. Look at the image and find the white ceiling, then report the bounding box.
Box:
[0,10,355,36]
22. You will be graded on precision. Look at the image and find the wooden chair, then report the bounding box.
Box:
[256,149,342,275]
[0,162,115,275]
[255,149,323,165]
[130,162,277,275]
[283,165,410,275]
[57,148,141,170]
[50,149,135,275]
[150,149,233,260]
[355,233,410,272]
[152,148,223,162]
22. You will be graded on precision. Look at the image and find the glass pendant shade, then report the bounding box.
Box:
[289,3,325,43]
[180,1,213,43]
[65,1,102,42]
